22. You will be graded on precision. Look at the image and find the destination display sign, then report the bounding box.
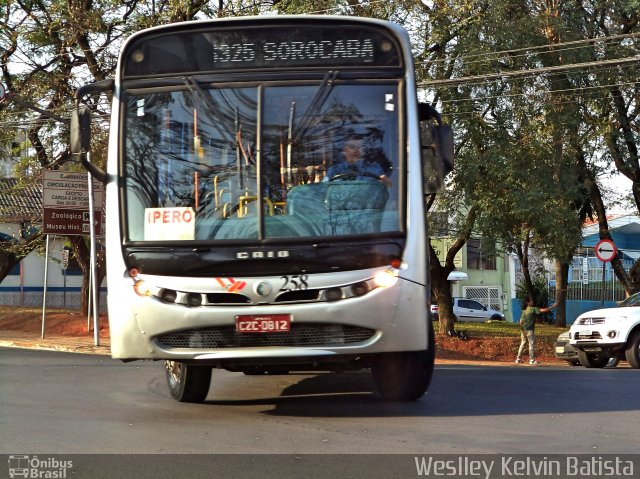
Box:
[123,23,401,77]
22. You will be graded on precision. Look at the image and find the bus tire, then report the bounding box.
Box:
[372,329,435,401]
[165,361,212,403]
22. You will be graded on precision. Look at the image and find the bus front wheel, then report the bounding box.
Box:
[164,361,212,403]
[372,349,434,401]
[372,326,435,401]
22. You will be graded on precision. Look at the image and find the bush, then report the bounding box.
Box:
[515,273,555,324]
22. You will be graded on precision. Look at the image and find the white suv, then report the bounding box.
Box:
[569,292,640,368]
[430,298,505,323]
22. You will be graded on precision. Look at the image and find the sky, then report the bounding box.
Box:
[605,173,635,214]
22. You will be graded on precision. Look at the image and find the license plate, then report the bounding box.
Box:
[236,314,291,333]
[555,346,565,353]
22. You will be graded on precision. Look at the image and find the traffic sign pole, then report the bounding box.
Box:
[601,262,606,306]
[595,239,617,306]
[41,235,50,339]
[41,170,104,344]
[88,168,100,346]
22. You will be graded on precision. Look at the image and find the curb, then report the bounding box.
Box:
[0,336,111,356]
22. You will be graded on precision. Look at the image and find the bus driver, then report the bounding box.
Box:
[325,131,392,186]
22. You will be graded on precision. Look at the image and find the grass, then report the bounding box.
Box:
[446,320,568,341]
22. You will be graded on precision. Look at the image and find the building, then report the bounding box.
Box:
[431,236,514,321]
[509,214,640,325]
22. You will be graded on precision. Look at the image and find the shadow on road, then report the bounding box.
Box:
[204,365,640,418]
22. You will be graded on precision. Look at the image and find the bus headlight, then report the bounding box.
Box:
[374,269,398,288]
[325,287,343,302]
[351,281,370,297]
[186,293,203,307]
[160,289,178,303]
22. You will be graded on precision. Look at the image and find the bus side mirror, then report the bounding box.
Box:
[70,105,91,155]
[419,102,455,193]
[71,79,114,183]
[70,104,108,183]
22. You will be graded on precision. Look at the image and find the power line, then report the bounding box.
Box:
[446,90,637,117]
[437,80,640,105]
[425,31,640,65]
[437,40,637,72]
[420,55,640,87]
[418,61,639,93]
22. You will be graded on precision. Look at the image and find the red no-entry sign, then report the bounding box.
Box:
[595,239,617,263]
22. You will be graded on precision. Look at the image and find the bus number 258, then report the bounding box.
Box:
[280,274,309,292]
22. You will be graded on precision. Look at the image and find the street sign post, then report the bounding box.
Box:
[42,170,104,235]
[42,209,102,235]
[595,239,617,306]
[41,170,105,339]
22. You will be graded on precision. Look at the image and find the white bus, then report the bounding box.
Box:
[71,15,453,402]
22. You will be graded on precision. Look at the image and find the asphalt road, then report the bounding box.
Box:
[1,347,638,477]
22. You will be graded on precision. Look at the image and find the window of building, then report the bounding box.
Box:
[427,212,450,237]
[467,238,496,270]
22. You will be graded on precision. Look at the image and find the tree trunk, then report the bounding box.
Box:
[68,236,106,316]
[554,259,570,328]
[429,242,456,335]
[427,206,477,335]
[576,150,638,295]
[515,232,535,300]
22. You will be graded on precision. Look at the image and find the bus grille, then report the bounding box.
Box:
[154,324,375,349]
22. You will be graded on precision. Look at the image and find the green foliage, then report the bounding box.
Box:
[439,319,565,342]
[515,270,557,323]
[515,271,549,306]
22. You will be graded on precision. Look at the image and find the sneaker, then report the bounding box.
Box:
[515,358,524,364]
[529,359,540,365]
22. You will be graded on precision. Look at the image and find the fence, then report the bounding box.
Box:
[514,250,634,303]
[0,290,107,313]
[550,280,626,302]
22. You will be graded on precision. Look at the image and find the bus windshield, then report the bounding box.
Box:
[124,81,400,243]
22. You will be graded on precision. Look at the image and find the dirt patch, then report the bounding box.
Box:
[0,307,109,339]
[436,333,563,364]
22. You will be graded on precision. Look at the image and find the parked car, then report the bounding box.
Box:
[556,330,619,367]
[555,330,580,365]
[430,298,505,323]
[569,291,640,369]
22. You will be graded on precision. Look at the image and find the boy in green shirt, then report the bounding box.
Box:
[516,297,558,365]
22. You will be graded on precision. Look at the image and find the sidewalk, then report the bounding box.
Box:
[0,330,111,355]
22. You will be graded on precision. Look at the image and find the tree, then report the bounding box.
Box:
[0,1,271,313]
[427,199,477,335]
